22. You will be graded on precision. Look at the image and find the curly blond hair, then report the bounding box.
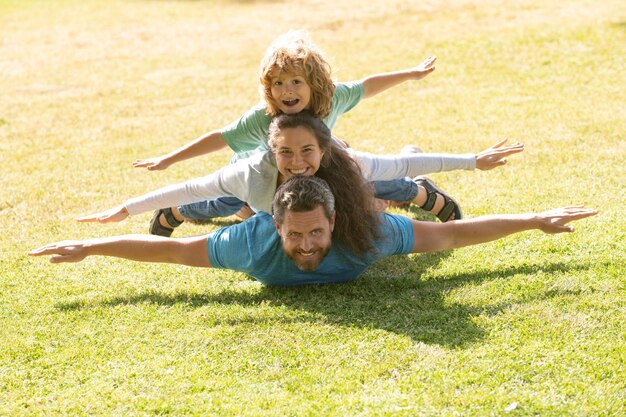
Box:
[259,31,336,118]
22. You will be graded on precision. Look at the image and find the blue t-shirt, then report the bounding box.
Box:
[220,81,364,158]
[207,212,414,286]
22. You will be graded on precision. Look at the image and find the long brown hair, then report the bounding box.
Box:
[269,112,380,255]
[259,30,335,119]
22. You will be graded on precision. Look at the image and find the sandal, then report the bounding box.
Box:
[149,208,183,237]
[413,177,462,222]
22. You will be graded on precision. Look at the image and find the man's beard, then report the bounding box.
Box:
[285,245,331,272]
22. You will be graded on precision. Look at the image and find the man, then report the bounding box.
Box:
[29,176,597,287]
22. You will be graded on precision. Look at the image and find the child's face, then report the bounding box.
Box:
[269,71,311,114]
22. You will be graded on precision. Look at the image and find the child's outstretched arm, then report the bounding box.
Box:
[133,130,228,171]
[361,56,436,99]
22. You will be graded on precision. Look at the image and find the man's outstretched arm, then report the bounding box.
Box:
[410,206,598,253]
[29,234,212,268]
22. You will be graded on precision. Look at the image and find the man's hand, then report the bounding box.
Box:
[29,241,89,263]
[408,55,437,80]
[475,139,524,171]
[535,206,598,234]
[77,205,129,223]
[132,156,171,171]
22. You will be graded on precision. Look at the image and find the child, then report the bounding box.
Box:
[133,30,439,168]
[132,31,522,235]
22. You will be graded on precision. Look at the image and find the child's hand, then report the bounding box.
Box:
[408,56,437,80]
[475,139,524,171]
[132,156,171,171]
[77,205,129,223]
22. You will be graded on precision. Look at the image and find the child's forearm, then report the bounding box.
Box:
[361,56,436,99]
[163,131,228,165]
[361,70,418,99]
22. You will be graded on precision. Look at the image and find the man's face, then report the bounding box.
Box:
[275,205,334,272]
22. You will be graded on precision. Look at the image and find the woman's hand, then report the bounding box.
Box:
[77,205,129,223]
[475,139,524,171]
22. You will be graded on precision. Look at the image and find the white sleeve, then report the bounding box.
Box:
[347,149,476,181]
[124,163,248,216]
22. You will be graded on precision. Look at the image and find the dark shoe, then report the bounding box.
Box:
[149,208,183,237]
[413,177,462,222]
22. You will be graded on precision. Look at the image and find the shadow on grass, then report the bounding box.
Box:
[55,254,595,348]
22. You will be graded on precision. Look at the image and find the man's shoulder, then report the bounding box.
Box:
[374,213,415,255]
[232,212,276,237]
[208,213,278,266]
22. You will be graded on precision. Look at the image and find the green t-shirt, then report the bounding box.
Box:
[220,81,364,158]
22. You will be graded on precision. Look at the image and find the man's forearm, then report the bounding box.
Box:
[83,235,185,263]
[30,235,212,267]
[412,214,542,253]
[445,214,538,249]
[411,206,597,254]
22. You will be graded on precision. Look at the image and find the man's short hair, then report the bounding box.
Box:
[273,176,335,224]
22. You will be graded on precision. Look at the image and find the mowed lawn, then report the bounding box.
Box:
[1,0,625,415]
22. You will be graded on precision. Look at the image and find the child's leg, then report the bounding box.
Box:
[149,197,248,237]
[372,178,417,202]
[178,197,246,222]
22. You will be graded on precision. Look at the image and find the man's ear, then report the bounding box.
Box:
[273,216,281,233]
[329,211,336,232]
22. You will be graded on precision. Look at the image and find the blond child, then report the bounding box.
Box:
[132,31,521,236]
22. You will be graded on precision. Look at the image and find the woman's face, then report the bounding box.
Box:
[269,70,312,114]
[273,126,324,181]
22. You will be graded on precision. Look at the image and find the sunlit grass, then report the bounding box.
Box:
[1,0,625,415]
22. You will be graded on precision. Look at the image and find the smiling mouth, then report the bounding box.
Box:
[287,168,309,176]
[288,168,308,176]
[282,98,300,107]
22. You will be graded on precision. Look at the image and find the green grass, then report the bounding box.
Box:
[1,0,625,415]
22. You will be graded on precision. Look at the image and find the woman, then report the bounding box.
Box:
[79,111,508,253]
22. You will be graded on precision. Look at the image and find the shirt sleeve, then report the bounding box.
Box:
[207,213,275,273]
[332,81,365,114]
[324,81,365,129]
[347,149,476,181]
[207,222,253,271]
[124,160,250,216]
[220,104,272,158]
[378,214,415,256]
